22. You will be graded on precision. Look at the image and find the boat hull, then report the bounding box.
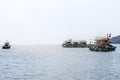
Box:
[2,46,11,49]
[88,45,116,52]
[62,44,88,48]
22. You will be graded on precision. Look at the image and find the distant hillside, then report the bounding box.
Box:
[110,35,120,44]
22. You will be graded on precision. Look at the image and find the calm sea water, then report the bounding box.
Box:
[0,44,120,80]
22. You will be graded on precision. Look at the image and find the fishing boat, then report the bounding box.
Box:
[62,39,88,48]
[88,34,116,52]
[2,41,11,49]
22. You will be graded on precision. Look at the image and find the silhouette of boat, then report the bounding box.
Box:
[2,41,11,49]
[88,34,116,52]
[62,39,88,48]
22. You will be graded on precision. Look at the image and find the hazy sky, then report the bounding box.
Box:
[0,0,120,44]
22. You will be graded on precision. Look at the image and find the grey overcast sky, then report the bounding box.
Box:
[0,0,120,44]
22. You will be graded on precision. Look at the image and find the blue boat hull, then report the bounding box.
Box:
[89,45,116,52]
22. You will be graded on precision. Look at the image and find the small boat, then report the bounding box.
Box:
[2,41,11,49]
[88,34,116,52]
[62,39,88,48]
